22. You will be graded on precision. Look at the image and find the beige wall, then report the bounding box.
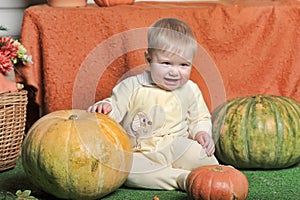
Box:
[0,0,47,38]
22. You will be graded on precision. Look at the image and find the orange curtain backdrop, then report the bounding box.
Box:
[18,1,300,115]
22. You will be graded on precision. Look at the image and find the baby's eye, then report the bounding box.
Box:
[180,63,190,67]
[161,62,171,65]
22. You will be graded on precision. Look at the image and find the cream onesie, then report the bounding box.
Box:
[99,70,218,190]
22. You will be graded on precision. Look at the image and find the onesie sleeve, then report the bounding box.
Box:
[96,77,137,123]
[187,82,212,139]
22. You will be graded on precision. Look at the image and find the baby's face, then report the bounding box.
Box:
[147,50,193,91]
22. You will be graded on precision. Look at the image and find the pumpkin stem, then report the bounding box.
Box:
[69,114,79,120]
[213,165,224,172]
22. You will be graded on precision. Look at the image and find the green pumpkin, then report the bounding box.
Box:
[212,95,300,169]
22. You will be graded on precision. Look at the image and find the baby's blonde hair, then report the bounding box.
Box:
[147,18,198,59]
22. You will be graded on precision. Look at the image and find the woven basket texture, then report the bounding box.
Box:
[0,90,27,171]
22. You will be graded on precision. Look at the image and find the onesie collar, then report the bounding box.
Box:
[137,70,157,87]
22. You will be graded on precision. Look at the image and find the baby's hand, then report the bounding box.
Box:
[87,102,112,114]
[195,131,215,157]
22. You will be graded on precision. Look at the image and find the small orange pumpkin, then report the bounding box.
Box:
[187,165,249,200]
[94,0,134,7]
[47,0,87,7]
[22,110,133,199]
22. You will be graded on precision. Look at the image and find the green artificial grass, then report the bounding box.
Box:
[0,158,299,200]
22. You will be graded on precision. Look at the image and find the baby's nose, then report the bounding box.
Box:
[169,66,179,76]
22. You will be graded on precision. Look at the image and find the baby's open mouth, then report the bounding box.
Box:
[164,78,179,85]
[165,78,179,82]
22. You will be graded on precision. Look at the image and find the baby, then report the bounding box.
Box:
[88,18,219,191]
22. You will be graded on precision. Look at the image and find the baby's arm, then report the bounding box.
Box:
[87,101,112,114]
[186,82,215,156]
[87,75,138,121]
[194,131,215,157]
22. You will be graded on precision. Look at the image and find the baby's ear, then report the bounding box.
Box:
[144,51,151,64]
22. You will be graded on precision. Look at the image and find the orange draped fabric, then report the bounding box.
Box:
[18,1,300,117]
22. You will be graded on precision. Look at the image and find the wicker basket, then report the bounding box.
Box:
[0,90,28,171]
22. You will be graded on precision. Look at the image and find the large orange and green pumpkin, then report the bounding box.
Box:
[186,165,249,200]
[212,95,300,169]
[21,110,133,199]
